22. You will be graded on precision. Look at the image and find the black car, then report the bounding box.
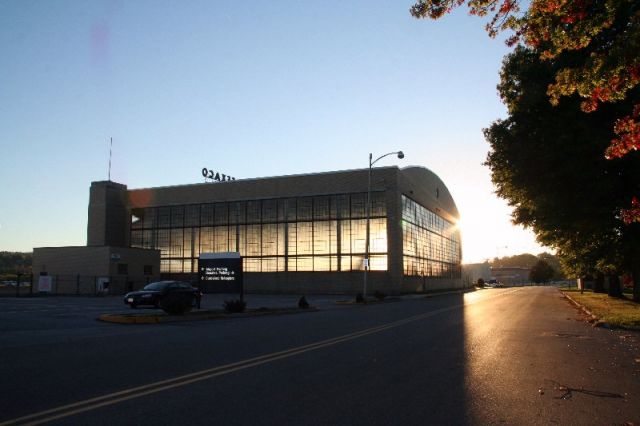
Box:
[124,281,202,310]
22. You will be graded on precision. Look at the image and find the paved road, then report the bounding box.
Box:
[1,287,639,425]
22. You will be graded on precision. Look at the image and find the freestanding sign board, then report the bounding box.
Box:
[198,252,243,297]
[38,275,53,293]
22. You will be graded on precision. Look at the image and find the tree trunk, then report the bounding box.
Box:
[607,274,622,298]
[594,273,605,293]
[633,262,640,303]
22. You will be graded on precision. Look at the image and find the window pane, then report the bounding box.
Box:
[201,204,214,226]
[340,220,351,254]
[370,192,386,217]
[228,226,237,252]
[170,228,183,257]
[157,229,170,256]
[200,227,213,253]
[336,194,350,219]
[184,205,200,226]
[350,219,366,254]
[171,206,184,228]
[285,198,296,221]
[244,257,260,272]
[277,224,286,256]
[144,208,156,228]
[313,196,330,220]
[369,255,387,271]
[351,194,365,218]
[229,202,245,224]
[246,200,261,224]
[246,225,261,256]
[262,224,278,256]
[340,256,351,271]
[262,199,277,223]
[351,255,365,271]
[214,203,228,225]
[313,221,330,255]
[296,222,312,255]
[313,256,330,271]
[131,230,143,248]
[297,197,312,221]
[296,256,313,271]
[261,257,278,272]
[287,223,297,256]
[157,207,170,228]
[183,228,193,258]
[369,218,387,253]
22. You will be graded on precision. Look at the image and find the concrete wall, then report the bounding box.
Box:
[32,246,160,294]
[402,276,466,293]
[243,271,394,295]
[87,181,130,247]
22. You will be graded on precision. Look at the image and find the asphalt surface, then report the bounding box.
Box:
[1,287,639,425]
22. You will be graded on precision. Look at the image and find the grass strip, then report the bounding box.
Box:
[562,289,640,330]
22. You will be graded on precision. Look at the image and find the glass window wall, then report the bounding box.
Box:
[130,192,388,274]
[401,195,461,278]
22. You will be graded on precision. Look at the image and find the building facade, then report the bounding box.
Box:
[87,166,462,294]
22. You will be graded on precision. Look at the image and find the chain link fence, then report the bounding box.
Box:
[0,274,156,297]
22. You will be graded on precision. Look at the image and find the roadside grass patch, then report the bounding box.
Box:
[562,289,640,330]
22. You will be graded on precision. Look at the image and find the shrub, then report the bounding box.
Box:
[355,293,365,303]
[298,296,310,309]
[223,299,246,313]
[476,278,485,288]
[373,291,387,301]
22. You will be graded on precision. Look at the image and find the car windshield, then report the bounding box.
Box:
[142,282,171,291]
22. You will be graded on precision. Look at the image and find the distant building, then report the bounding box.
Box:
[490,266,530,286]
[462,262,491,286]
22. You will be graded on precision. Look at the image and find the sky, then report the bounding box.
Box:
[0,0,550,263]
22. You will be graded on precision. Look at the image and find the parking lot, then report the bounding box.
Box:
[0,293,350,329]
[0,293,353,353]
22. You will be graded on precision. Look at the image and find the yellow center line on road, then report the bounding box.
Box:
[2,288,520,426]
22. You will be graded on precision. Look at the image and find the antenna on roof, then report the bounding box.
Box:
[108,137,113,181]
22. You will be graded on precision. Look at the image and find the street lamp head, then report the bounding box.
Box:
[397,151,404,159]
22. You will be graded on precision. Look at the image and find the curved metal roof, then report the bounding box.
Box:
[398,166,460,222]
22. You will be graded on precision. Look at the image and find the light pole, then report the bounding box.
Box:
[363,150,404,300]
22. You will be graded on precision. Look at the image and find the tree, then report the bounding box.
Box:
[0,252,32,276]
[529,259,555,284]
[490,253,538,268]
[411,0,640,222]
[484,46,640,300]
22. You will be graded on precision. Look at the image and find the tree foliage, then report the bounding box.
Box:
[484,45,640,298]
[411,0,640,221]
[0,252,32,275]
[529,259,555,283]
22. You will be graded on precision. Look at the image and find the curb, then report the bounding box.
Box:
[335,297,401,306]
[424,288,476,298]
[98,307,318,324]
[561,291,606,327]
